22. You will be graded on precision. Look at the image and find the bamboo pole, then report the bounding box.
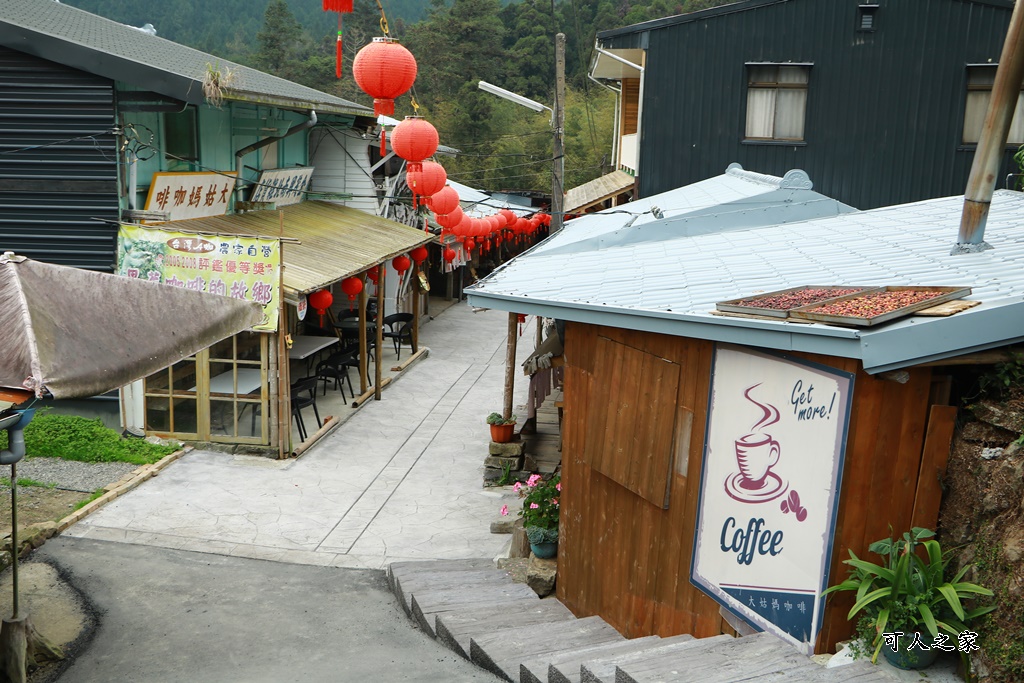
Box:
[504,312,518,420]
[358,275,368,394]
[276,219,290,458]
[411,262,420,353]
[9,461,18,618]
[374,265,384,400]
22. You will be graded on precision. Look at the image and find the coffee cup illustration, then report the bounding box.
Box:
[734,433,780,489]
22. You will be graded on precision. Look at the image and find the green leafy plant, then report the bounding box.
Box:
[0,413,179,465]
[486,412,517,426]
[500,474,560,542]
[496,460,513,486]
[823,527,995,664]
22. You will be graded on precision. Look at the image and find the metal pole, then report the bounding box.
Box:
[552,33,566,233]
[956,0,1024,252]
[10,461,18,618]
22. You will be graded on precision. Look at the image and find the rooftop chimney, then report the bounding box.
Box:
[954,0,1024,255]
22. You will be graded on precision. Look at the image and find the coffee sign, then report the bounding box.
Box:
[691,344,854,654]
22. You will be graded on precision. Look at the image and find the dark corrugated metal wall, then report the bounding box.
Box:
[0,46,118,270]
[605,0,1016,209]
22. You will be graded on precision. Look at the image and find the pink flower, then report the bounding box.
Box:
[551,498,559,506]
[527,474,542,487]
[500,504,508,516]
[530,503,539,509]
[512,482,522,493]
[555,482,561,491]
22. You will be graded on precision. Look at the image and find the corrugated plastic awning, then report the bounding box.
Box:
[564,170,635,214]
[166,201,433,299]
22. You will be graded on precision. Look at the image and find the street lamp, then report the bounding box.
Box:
[477,34,565,232]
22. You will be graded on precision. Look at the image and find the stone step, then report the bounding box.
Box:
[410,583,539,637]
[614,632,827,683]
[436,598,577,659]
[387,557,495,590]
[394,569,515,614]
[521,634,666,683]
[471,615,625,682]
[580,634,734,683]
[544,634,696,683]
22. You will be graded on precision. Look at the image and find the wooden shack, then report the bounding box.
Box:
[466,172,1024,654]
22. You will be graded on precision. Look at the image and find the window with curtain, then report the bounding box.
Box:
[745,65,810,142]
[963,65,1024,145]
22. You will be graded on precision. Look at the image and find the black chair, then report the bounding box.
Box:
[290,376,321,441]
[382,313,415,360]
[316,349,357,399]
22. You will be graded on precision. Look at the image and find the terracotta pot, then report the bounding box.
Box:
[489,423,515,443]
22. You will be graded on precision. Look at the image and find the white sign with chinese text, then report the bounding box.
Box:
[691,345,854,654]
[144,172,236,222]
[248,167,314,207]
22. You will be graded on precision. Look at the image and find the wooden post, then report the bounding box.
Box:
[535,314,543,351]
[504,312,518,420]
[375,265,385,400]
[358,276,368,395]
[276,235,290,457]
[411,262,420,353]
[552,33,566,233]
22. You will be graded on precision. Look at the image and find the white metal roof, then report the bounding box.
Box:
[467,183,1024,374]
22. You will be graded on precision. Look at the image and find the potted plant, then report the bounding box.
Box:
[822,527,995,670]
[486,412,517,443]
[501,473,560,558]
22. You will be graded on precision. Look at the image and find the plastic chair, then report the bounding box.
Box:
[316,349,356,399]
[382,313,415,359]
[290,376,321,441]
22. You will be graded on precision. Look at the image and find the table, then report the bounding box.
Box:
[288,335,339,361]
[207,368,263,395]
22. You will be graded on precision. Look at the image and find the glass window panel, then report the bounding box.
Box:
[775,89,807,139]
[967,66,997,88]
[746,88,776,138]
[170,358,198,393]
[748,66,777,85]
[963,91,990,144]
[778,66,809,85]
[1007,93,1024,145]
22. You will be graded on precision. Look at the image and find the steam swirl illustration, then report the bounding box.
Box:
[744,383,780,432]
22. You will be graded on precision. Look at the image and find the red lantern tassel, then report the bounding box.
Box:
[424,217,429,234]
[335,15,343,80]
[380,128,386,157]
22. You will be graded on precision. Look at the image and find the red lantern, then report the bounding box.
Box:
[340,276,363,310]
[391,116,438,173]
[435,205,463,232]
[392,254,411,275]
[352,38,417,118]
[443,247,456,263]
[366,265,380,284]
[499,209,517,225]
[463,238,476,253]
[410,246,428,264]
[429,185,460,216]
[308,288,334,325]
[407,159,447,209]
[453,212,473,238]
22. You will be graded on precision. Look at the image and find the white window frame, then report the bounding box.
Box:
[962,65,1024,146]
[744,64,811,142]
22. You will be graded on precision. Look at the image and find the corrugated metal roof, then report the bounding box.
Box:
[564,170,635,214]
[534,164,855,256]
[165,201,433,297]
[0,0,371,116]
[467,186,1024,374]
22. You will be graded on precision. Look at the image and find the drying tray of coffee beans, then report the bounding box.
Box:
[788,286,972,327]
[716,286,880,318]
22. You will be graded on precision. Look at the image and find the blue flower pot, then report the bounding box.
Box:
[530,541,558,559]
[881,632,941,670]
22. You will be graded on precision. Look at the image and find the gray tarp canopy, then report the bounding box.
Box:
[0,253,263,399]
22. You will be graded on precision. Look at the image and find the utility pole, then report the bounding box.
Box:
[552,32,566,233]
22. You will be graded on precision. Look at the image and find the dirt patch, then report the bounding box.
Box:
[0,487,94,539]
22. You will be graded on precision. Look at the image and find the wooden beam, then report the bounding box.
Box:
[411,262,420,353]
[391,348,428,373]
[358,276,368,394]
[916,347,1022,367]
[910,404,959,530]
[504,312,518,420]
[375,265,384,400]
[352,377,393,407]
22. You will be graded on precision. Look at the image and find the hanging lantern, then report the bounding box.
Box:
[443,247,456,263]
[309,288,334,325]
[429,185,460,216]
[391,116,438,174]
[392,254,411,275]
[410,246,429,265]
[463,238,476,253]
[322,1,354,79]
[340,276,363,310]
[407,160,447,209]
[452,212,473,238]
[499,209,517,226]
[366,265,380,284]
[353,38,417,118]
[435,205,463,233]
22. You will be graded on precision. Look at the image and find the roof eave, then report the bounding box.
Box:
[223,91,369,117]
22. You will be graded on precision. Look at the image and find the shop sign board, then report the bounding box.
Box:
[116,225,280,332]
[691,344,854,654]
[144,172,236,222]
[248,167,314,207]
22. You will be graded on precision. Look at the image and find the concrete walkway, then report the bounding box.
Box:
[64,303,532,569]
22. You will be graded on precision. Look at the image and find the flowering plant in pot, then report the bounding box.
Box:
[822,527,994,670]
[501,473,560,558]
[486,411,517,443]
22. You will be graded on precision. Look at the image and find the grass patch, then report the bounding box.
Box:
[0,476,56,489]
[0,413,179,465]
[73,488,107,511]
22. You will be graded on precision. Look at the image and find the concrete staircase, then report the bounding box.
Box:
[387,559,898,683]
